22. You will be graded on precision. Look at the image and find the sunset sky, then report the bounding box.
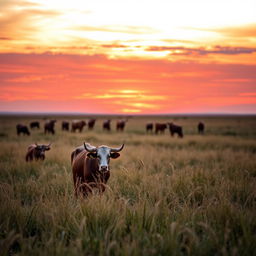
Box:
[0,0,256,114]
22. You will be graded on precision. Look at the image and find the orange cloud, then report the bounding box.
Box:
[77,92,167,101]
[73,25,159,35]
[0,53,255,114]
[211,24,256,38]
[122,108,142,113]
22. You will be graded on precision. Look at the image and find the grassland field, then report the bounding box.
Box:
[0,114,255,256]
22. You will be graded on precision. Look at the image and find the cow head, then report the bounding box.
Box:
[84,143,124,172]
[35,143,51,159]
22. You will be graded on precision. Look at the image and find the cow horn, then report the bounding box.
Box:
[35,142,38,146]
[47,142,52,147]
[110,144,124,152]
[84,143,97,152]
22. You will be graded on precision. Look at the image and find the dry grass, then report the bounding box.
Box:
[0,114,255,256]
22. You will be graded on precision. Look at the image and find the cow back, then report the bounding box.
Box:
[72,151,99,183]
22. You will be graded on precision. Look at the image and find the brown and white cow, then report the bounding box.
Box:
[25,143,51,161]
[71,120,86,132]
[71,143,124,197]
[155,123,167,134]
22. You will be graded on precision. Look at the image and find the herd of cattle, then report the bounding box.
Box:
[16,118,205,197]
[16,119,205,137]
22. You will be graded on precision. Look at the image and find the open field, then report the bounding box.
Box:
[0,114,256,256]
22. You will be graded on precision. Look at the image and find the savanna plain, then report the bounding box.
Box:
[0,114,255,256]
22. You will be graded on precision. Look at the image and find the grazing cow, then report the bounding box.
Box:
[155,123,167,134]
[103,120,111,131]
[30,121,40,129]
[146,123,153,133]
[16,124,30,136]
[71,143,124,197]
[25,143,51,162]
[44,120,56,134]
[198,122,205,134]
[62,121,69,131]
[116,120,127,132]
[168,123,183,138]
[88,119,96,130]
[71,120,86,132]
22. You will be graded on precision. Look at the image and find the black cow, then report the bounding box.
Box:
[103,120,111,131]
[44,120,56,134]
[146,123,153,133]
[88,119,96,130]
[155,123,167,134]
[30,121,40,129]
[198,122,205,134]
[116,120,127,132]
[62,121,69,131]
[16,124,30,136]
[168,123,183,138]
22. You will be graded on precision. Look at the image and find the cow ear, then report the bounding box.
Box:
[110,152,120,159]
[87,152,97,159]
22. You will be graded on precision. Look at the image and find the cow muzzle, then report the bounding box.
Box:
[99,165,109,172]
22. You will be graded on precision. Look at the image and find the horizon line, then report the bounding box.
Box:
[0,111,255,116]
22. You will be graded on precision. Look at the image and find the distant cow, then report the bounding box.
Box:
[16,124,30,136]
[168,123,183,138]
[88,119,96,130]
[116,120,127,132]
[71,143,124,197]
[155,123,167,134]
[30,121,40,129]
[25,143,51,162]
[44,120,56,134]
[146,123,153,133]
[198,122,205,134]
[71,120,86,132]
[62,121,69,131]
[103,120,111,131]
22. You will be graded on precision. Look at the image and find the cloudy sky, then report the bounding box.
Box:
[0,0,256,114]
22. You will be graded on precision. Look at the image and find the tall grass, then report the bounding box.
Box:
[0,115,255,255]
